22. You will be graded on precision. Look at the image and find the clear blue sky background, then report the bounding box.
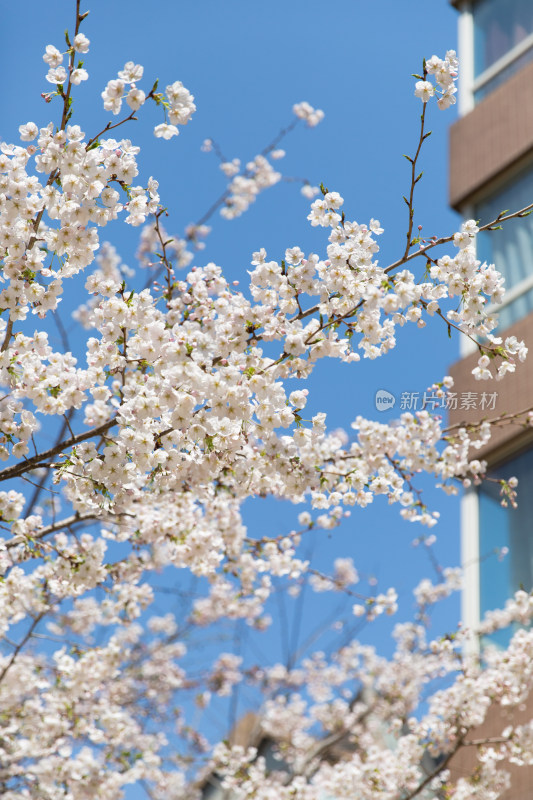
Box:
[2,0,473,773]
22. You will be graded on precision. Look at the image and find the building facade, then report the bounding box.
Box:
[448,0,533,649]
[448,1,533,795]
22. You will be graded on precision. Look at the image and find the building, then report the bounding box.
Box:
[448,0,533,650]
[448,1,533,795]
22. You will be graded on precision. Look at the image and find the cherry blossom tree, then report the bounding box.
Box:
[2,3,533,799]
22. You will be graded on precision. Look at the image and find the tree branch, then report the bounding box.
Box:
[0,418,116,484]
[5,512,96,550]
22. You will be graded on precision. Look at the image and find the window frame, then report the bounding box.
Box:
[473,30,533,100]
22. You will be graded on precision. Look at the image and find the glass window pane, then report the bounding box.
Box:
[478,448,533,647]
[474,165,533,329]
[474,0,533,76]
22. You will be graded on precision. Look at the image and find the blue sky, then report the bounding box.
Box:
[1,0,474,767]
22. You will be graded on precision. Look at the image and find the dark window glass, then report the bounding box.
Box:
[474,0,533,77]
[475,166,533,330]
[478,448,533,647]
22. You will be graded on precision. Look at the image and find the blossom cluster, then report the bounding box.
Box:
[201,104,324,222]
[101,60,196,140]
[414,49,458,109]
[221,154,283,219]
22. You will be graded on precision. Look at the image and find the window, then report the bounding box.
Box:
[474,0,533,75]
[474,47,533,103]
[473,0,533,102]
[478,447,533,648]
[475,164,533,331]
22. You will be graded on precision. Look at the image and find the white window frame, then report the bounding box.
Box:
[473,30,533,100]
[457,1,475,116]
[461,487,480,655]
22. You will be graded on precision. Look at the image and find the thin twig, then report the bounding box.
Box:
[443,402,533,434]
[0,612,47,685]
[402,91,429,261]
[385,202,533,274]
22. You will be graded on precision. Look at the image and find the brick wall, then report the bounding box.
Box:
[448,311,533,462]
[448,693,533,798]
[449,59,533,209]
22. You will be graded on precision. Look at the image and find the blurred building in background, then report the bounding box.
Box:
[449,1,533,795]
[449,0,533,648]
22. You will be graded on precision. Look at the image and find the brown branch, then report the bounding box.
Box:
[24,411,75,518]
[153,210,175,305]
[402,94,428,261]
[0,611,47,685]
[400,737,465,800]
[0,320,13,353]
[0,418,117,484]
[5,512,96,550]
[385,202,533,275]
[59,0,84,131]
[463,735,510,747]
[85,109,139,151]
[443,403,533,434]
